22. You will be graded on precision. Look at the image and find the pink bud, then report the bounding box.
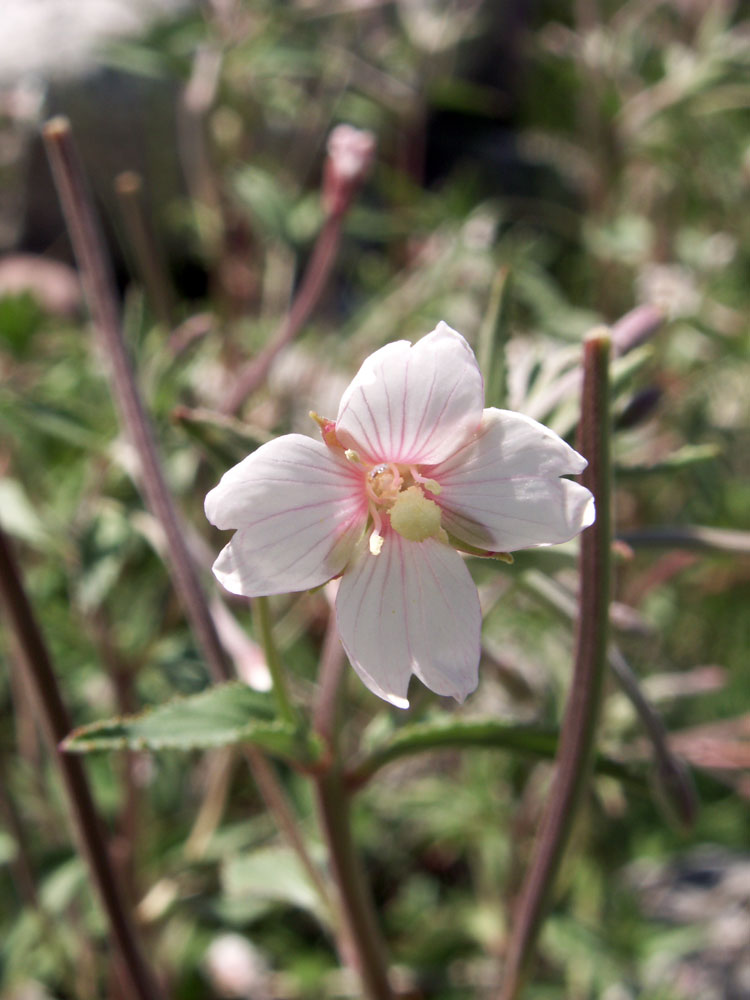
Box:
[323,124,376,215]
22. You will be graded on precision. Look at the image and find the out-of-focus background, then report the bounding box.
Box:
[0,1,749,998]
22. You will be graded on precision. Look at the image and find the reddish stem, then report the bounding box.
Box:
[222,208,346,414]
[500,329,612,999]
[0,527,164,1000]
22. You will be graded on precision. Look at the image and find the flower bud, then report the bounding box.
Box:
[322,124,376,215]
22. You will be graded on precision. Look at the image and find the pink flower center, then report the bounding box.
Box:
[310,412,447,552]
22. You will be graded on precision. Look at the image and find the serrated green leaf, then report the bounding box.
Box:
[63,682,321,762]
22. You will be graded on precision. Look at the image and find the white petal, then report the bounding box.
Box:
[429,408,595,551]
[335,322,484,466]
[205,435,367,596]
[335,531,481,707]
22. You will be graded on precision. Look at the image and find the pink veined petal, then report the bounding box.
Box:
[335,322,484,466]
[205,434,367,597]
[428,408,595,551]
[335,530,481,708]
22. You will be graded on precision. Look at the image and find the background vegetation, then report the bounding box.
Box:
[0,1,748,997]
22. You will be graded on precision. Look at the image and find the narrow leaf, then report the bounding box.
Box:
[172,405,270,467]
[617,443,721,477]
[347,716,646,792]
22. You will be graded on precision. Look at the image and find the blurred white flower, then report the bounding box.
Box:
[636,263,700,319]
[323,124,376,213]
[204,934,270,999]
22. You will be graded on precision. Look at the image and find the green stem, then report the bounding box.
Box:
[500,328,613,1000]
[242,747,333,912]
[619,524,750,555]
[478,265,510,409]
[315,768,394,1000]
[253,596,296,726]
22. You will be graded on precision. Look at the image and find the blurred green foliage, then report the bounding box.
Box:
[1,1,749,998]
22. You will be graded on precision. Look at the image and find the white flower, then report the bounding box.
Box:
[205,323,594,708]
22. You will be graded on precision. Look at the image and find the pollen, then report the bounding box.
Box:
[389,486,443,543]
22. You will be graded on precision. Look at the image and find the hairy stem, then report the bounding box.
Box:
[500,328,612,999]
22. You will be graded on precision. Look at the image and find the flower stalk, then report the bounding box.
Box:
[222,208,347,413]
[253,596,296,726]
[500,327,613,1000]
[310,604,393,998]
[222,125,375,414]
[0,527,165,1000]
[313,602,348,752]
[43,116,231,687]
[114,170,174,329]
[42,114,328,921]
[315,767,395,1000]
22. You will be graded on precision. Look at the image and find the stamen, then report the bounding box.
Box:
[369,506,385,555]
[369,531,384,555]
[410,467,442,495]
